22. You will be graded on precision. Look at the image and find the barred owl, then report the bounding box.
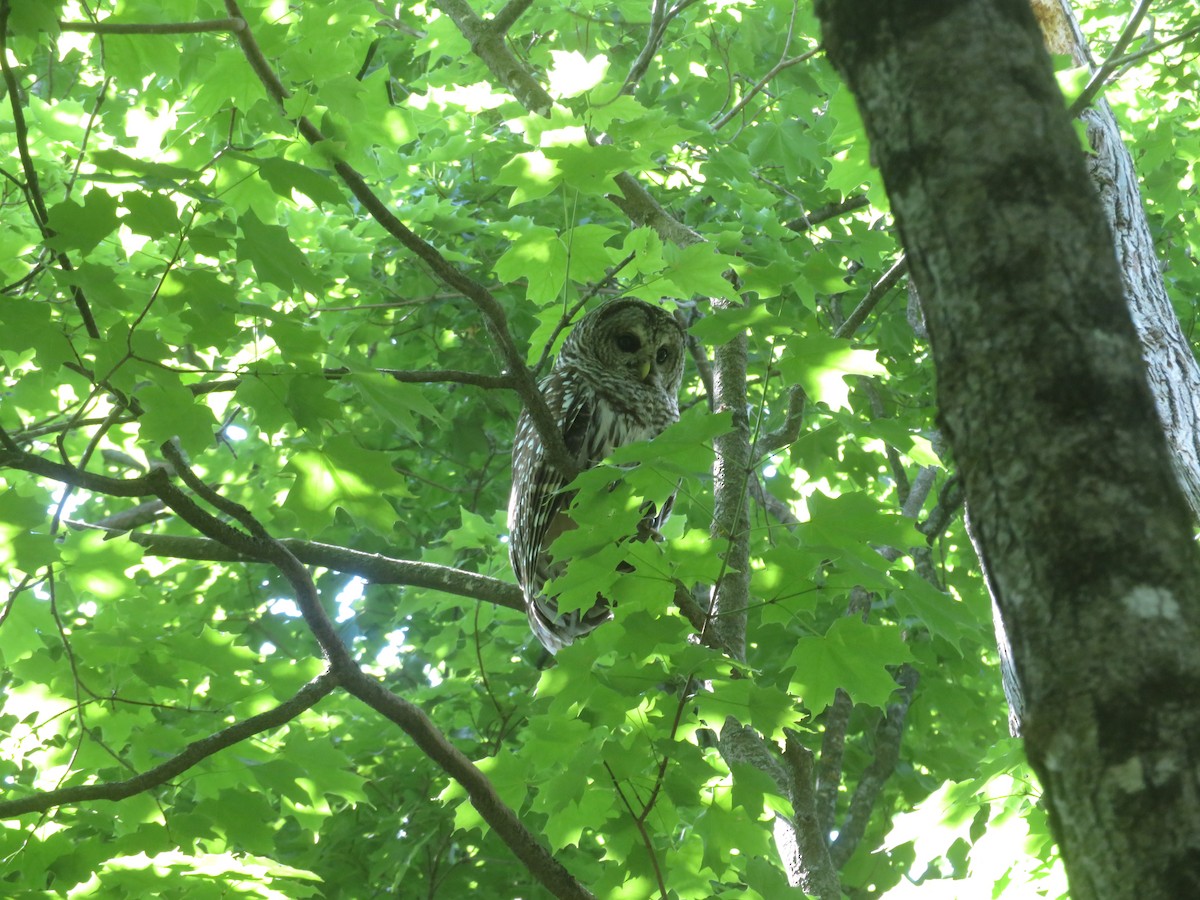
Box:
[508,299,686,653]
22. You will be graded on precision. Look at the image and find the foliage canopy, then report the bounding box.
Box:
[2,0,1198,897]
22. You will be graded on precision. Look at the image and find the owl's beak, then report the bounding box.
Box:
[638,360,652,382]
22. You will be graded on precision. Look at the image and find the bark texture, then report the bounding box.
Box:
[1033,0,1200,523]
[817,1,1200,898]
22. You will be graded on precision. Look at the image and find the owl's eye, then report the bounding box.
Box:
[656,346,670,364]
[616,333,641,353]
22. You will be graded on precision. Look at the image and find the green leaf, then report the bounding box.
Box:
[802,490,920,555]
[0,298,75,367]
[120,192,181,238]
[348,372,443,439]
[495,151,562,206]
[90,148,196,181]
[136,378,216,456]
[285,374,344,432]
[662,244,740,300]
[494,226,567,302]
[891,570,987,651]
[236,210,324,295]
[443,507,505,552]
[44,192,120,255]
[7,0,63,35]
[776,335,888,410]
[257,157,346,208]
[609,407,731,474]
[161,269,241,350]
[544,143,636,196]
[282,434,410,532]
[689,305,783,345]
[727,762,789,820]
[564,224,618,283]
[787,617,912,711]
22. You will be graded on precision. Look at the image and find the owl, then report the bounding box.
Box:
[508,299,686,653]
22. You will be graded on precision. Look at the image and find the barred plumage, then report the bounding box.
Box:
[508,299,686,653]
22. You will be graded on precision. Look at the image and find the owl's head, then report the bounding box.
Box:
[558,299,686,395]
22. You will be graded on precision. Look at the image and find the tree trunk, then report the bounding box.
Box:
[817,1,1200,898]
[1033,0,1200,520]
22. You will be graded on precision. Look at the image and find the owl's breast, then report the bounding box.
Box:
[584,382,678,465]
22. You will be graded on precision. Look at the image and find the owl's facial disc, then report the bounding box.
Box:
[614,328,657,383]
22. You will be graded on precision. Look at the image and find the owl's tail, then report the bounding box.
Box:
[525,591,612,654]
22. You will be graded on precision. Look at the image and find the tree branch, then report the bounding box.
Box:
[605,762,668,899]
[813,688,852,835]
[1,448,160,497]
[709,316,751,661]
[430,0,707,263]
[917,473,964,543]
[711,0,820,136]
[759,385,806,456]
[781,729,841,899]
[832,255,908,340]
[619,0,700,96]
[5,437,526,613]
[0,0,100,340]
[1099,20,1200,74]
[718,718,841,899]
[829,664,919,867]
[532,251,638,373]
[71,526,526,612]
[432,0,552,116]
[377,367,515,389]
[153,441,593,900]
[221,0,576,482]
[1066,0,1152,117]
[188,366,516,397]
[785,195,870,233]
[59,18,246,34]
[489,0,534,38]
[341,672,596,900]
[609,172,704,247]
[0,669,338,817]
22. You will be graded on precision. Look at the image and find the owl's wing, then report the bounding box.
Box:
[508,377,592,594]
[509,381,608,653]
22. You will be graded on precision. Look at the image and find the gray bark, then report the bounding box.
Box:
[709,320,751,662]
[817,1,1200,898]
[1034,0,1200,519]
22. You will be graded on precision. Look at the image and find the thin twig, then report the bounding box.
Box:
[0,0,100,339]
[1067,0,1153,117]
[714,52,820,130]
[58,18,246,34]
[0,671,338,816]
[1101,20,1200,73]
[833,255,907,340]
[785,194,870,234]
[532,252,638,373]
[604,762,668,899]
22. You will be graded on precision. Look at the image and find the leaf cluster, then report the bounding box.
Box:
[1,0,1192,897]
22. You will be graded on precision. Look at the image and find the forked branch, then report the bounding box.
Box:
[221,0,576,481]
